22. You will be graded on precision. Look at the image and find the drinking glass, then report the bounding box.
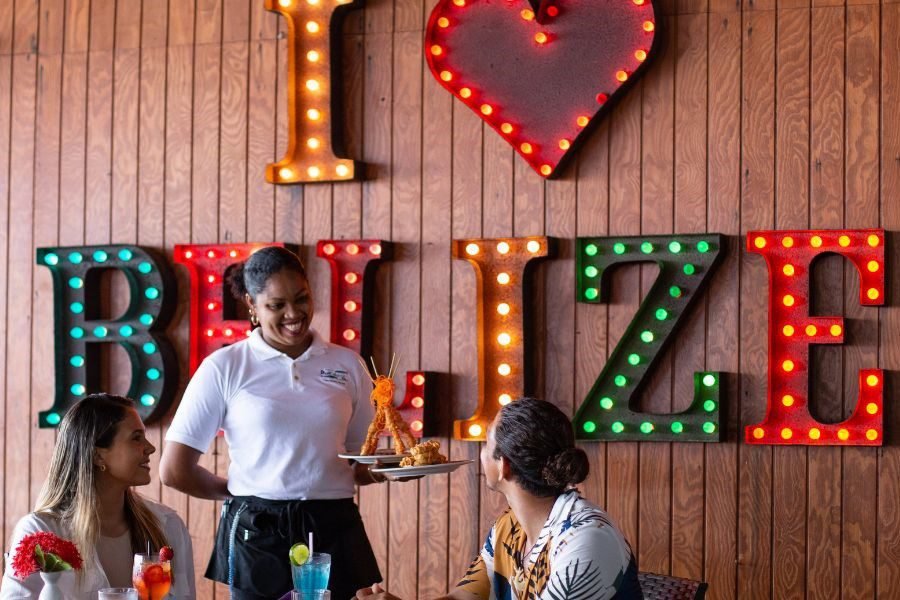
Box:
[132,553,172,600]
[290,552,331,593]
[291,591,331,600]
[99,589,139,600]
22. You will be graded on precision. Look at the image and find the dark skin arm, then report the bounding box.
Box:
[159,441,230,500]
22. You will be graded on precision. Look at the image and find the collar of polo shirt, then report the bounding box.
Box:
[248,327,328,361]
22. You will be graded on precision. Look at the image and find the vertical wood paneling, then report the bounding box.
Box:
[0,51,11,549]
[840,7,879,600]
[877,7,900,598]
[704,8,741,597]
[772,7,809,600]
[3,2,900,599]
[5,50,37,543]
[737,5,775,598]
[30,49,62,508]
[806,6,843,597]
[387,28,422,600]
[605,86,642,551]
[671,9,707,581]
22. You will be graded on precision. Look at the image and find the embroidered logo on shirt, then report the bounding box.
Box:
[319,369,349,384]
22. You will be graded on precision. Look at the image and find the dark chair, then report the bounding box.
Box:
[638,571,708,600]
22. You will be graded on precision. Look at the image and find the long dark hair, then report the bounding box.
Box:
[35,394,168,564]
[228,246,307,300]
[493,397,590,497]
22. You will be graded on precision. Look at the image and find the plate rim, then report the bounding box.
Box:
[337,452,410,464]
[370,458,475,475]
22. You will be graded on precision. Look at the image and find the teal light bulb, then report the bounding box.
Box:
[684,264,696,275]
[600,397,614,410]
[704,400,716,412]
[584,265,599,278]
[655,308,668,321]
[640,422,654,434]
[640,242,654,254]
[68,277,83,289]
[70,383,86,396]
[668,241,682,253]
[146,368,161,381]
[614,375,627,387]
[139,314,154,326]
[138,262,152,274]
[93,326,108,338]
[93,250,108,262]
[68,252,83,264]
[70,355,85,367]
[46,412,62,426]
[669,286,682,298]
[585,244,599,256]
[627,353,640,366]
[44,253,59,266]
[144,287,160,300]
[118,248,133,261]
[70,327,85,339]
[611,421,624,433]
[119,325,134,337]
[140,394,156,406]
[142,342,157,354]
[697,241,710,253]
[583,421,597,433]
[702,374,717,387]
[584,287,599,300]
[640,330,654,343]
[613,242,626,255]
[69,302,84,314]
[671,422,684,434]
[703,422,716,434]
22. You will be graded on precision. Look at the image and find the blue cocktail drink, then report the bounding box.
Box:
[292,552,331,593]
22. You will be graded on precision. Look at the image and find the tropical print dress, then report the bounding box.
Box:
[456,491,642,600]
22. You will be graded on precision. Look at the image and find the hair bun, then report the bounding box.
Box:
[542,447,590,489]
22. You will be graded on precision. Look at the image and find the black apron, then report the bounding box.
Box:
[207,496,381,600]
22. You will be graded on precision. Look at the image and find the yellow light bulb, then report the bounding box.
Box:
[866,429,878,441]
[498,363,511,376]
[460,87,472,99]
[526,240,540,253]
[336,164,350,177]
[838,428,849,441]
[783,264,795,276]
[868,234,879,247]
[307,50,320,62]
[278,167,294,180]
[781,428,792,440]
[465,243,479,256]
[783,295,795,307]
[497,333,511,346]
[867,260,879,272]
[866,374,879,387]
[805,325,817,336]
[499,394,512,405]
[307,108,321,121]
[520,142,533,154]
[307,137,321,149]
[782,236,794,248]
[438,17,450,27]
[810,235,822,248]
[576,116,589,127]
[480,104,493,115]
[307,166,321,178]
[808,428,821,440]
[559,139,570,150]
[497,272,510,284]
[866,402,878,415]
[468,423,482,437]
[830,324,842,336]
[430,45,443,56]
[440,71,452,82]
[540,165,552,176]
[783,325,795,336]
[753,427,765,439]
[306,21,320,33]
[838,235,851,247]
[500,123,513,134]
[521,9,534,19]
[867,288,880,300]
[754,236,766,248]
[782,394,794,407]
[279,0,292,6]
[496,241,510,254]
[306,79,320,91]
[497,303,510,315]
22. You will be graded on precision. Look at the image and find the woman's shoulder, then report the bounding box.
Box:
[136,497,187,530]
[9,511,65,538]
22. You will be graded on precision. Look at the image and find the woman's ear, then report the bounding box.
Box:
[244,293,254,308]
[498,455,512,482]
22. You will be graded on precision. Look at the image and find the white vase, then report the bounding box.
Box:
[38,571,64,600]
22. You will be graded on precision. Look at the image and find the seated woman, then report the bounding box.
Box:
[1,394,195,598]
[357,397,641,600]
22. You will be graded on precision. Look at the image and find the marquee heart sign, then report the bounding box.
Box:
[424,0,659,178]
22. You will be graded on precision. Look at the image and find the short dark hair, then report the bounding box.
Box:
[228,246,307,300]
[493,397,590,497]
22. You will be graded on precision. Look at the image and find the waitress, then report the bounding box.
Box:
[160,246,385,600]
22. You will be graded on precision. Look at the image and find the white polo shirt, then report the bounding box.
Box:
[166,329,374,500]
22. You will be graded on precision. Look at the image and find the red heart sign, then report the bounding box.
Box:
[425,0,658,178]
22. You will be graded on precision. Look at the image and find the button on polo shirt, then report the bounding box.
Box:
[166,329,374,500]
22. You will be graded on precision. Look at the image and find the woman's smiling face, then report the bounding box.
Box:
[250,268,314,358]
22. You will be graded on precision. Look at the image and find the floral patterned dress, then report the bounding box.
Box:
[456,491,642,600]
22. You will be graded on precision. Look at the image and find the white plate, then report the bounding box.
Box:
[370,459,474,480]
[338,451,409,465]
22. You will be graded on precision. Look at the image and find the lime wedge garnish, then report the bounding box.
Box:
[289,543,310,566]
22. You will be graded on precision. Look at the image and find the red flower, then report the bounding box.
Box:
[11,532,83,579]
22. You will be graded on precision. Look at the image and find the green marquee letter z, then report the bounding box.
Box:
[575,234,725,442]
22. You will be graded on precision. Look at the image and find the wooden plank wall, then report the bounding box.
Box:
[1,0,899,598]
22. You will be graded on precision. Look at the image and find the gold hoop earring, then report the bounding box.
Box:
[250,312,259,326]
[99,464,107,472]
